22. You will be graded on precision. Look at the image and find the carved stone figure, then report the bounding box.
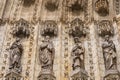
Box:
[72,37,85,70]
[97,20,114,37]
[41,20,58,37]
[95,0,109,16]
[8,39,23,73]
[69,18,87,38]
[39,36,55,72]
[102,35,117,70]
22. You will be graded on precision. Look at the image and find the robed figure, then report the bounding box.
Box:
[39,36,55,72]
[8,39,23,73]
[72,37,85,70]
[102,35,117,70]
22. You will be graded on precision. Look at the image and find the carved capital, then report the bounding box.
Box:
[95,0,109,16]
[12,18,30,39]
[41,20,58,37]
[69,18,87,38]
[97,20,114,37]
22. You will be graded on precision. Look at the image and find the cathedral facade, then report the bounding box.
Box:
[0,0,120,80]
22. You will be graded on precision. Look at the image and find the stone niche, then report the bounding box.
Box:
[23,0,35,6]
[45,0,59,12]
[95,0,109,16]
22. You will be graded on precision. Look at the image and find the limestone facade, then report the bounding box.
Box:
[0,0,120,80]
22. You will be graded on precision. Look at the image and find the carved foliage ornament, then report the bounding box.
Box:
[45,0,59,12]
[41,20,58,37]
[67,0,85,12]
[97,20,114,37]
[95,0,109,16]
[69,18,87,38]
[12,18,30,38]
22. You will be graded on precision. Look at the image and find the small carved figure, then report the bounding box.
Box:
[102,35,117,70]
[72,37,85,70]
[39,36,55,72]
[7,39,23,73]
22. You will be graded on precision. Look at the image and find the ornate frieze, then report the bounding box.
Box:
[41,20,58,37]
[45,0,59,12]
[97,20,114,37]
[12,18,30,39]
[69,18,87,38]
[95,0,109,16]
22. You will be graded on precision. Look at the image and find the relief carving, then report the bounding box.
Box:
[72,37,85,70]
[45,0,59,11]
[95,0,109,16]
[97,20,114,37]
[69,18,87,38]
[39,36,55,73]
[12,18,30,38]
[7,39,23,73]
[41,20,58,37]
[102,35,117,70]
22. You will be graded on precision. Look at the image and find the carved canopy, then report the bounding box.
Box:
[69,18,87,38]
[97,20,114,37]
[41,20,58,37]
[95,0,109,16]
[12,18,30,38]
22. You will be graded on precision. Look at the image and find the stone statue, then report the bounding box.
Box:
[39,36,55,72]
[72,37,85,70]
[8,39,23,73]
[102,35,117,70]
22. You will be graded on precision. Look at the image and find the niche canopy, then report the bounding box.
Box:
[95,0,109,16]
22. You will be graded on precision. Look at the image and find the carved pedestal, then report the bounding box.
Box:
[38,72,56,80]
[104,70,120,80]
[5,70,22,80]
[71,69,88,80]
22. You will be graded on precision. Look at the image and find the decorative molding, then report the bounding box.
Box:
[95,0,109,16]
[23,0,35,6]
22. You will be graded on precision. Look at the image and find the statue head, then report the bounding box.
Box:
[74,37,80,43]
[104,35,110,41]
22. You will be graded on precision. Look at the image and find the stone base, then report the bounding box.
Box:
[38,72,56,80]
[5,70,22,80]
[71,69,88,80]
[104,70,120,80]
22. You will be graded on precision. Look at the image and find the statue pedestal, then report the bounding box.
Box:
[104,70,120,80]
[38,71,56,80]
[71,68,88,80]
[5,70,22,80]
